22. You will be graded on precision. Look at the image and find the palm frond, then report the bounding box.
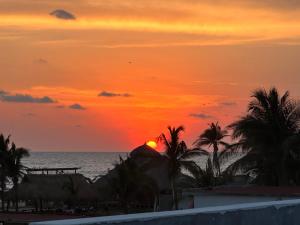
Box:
[180,148,209,160]
[180,160,199,174]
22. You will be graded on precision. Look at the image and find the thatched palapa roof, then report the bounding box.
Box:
[94,144,171,193]
[16,173,97,201]
[130,144,162,159]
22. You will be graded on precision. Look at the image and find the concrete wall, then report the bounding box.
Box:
[193,194,294,208]
[177,191,296,210]
[31,199,300,225]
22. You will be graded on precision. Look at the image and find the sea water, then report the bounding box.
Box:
[23,152,128,180]
[23,151,241,180]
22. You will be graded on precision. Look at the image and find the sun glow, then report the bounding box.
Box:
[146,140,157,149]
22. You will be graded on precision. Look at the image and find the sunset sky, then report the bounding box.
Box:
[2,0,300,151]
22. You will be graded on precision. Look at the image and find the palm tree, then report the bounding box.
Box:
[62,176,79,208]
[228,87,300,185]
[188,157,215,188]
[194,122,229,177]
[159,126,208,210]
[282,134,300,184]
[7,143,29,212]
[108,157,158,213]
[0,135,10,211]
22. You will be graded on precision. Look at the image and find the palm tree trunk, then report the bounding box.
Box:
[278,148,289,186]
[213,143,221,177]
[14,182,19,212]
[6,200,10,211]
[153,194,159,212]
[0,176,5,212]
[39,198,43,212]
[171,178,178,210]
[34,200,38,212]
[1,190,4,211]
[272,145,288,186]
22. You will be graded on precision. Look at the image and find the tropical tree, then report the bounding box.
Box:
[108,157,158,213]
[7,143,29,212]
[0,135,11,211]
[228,87,300,185]
[62,176,79,208]
[194,122,229,177]
[188,157,215,188]
[159,126,208,210]
[283,135,300,184]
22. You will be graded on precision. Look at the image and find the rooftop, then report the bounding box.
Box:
[27,167,81,175]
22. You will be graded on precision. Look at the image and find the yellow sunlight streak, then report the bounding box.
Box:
[2,14,300,45]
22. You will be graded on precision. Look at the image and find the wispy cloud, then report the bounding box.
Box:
[24,113,36,117]
[2,0,300,47]
[35,58,48,64]
[69,103,86,110]
[220,101,237,106]
[189,113,213,119]
[98,91,132,97]
[0,90,55,104]
[50,9,76,20]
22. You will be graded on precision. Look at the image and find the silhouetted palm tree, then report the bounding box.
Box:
[229,87,300,185]
[108,157,158,213]
[7,143,29,212]
[159,126,208,210]
[0,135,10,211]
[282,134,300,184]
[188,157,215,188]
[194,122,229,176]
[62,176,79,208]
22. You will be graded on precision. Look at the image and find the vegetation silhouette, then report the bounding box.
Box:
[159,126,208,210]
[7,143,29,211]
[188,157,215,188]
[194,122,230,177]
[228,87,300,186]
[0,135,10,211]
[62,176,80,208]
[106,156,159,213]
[0,135,29,212]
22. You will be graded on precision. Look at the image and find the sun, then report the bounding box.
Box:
[146,140,157,149]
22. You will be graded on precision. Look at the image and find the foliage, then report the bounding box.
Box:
[0,134,10,211]
[228,87,300,185]
[0,134,29,211]
[62,176,79,208]
[107,156,158,213]
[7,142,29,211]
[188,157,215,188]
[159,126,208,209]
[194,122,230,177]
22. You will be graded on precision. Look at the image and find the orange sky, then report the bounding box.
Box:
[1,0,300,151]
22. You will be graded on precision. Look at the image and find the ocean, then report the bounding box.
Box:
[23,152,241,180]
[23,152,128,180]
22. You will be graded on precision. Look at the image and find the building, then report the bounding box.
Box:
[179,186,300,209]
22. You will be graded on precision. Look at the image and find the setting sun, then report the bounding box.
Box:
[146,140,157,149]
